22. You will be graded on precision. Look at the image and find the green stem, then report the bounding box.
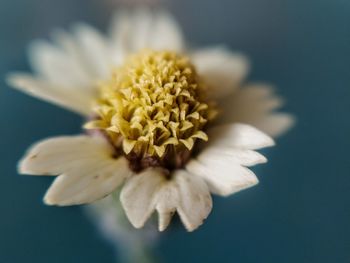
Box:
[85,191,160,263]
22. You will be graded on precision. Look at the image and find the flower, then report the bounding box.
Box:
[7,9,294,232]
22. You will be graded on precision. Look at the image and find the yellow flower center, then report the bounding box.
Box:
[85,49,217,171]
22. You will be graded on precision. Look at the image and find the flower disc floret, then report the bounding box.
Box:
[85,50,216,169]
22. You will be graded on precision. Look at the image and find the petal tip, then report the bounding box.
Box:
[43,194,55,206]
[158,225,167,232]
[5,73,23,89]
[129,219,146,230]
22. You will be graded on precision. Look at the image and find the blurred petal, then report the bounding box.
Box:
[108,10,131,64]
[7,73,92,115]
[218,84,295,137]
[149,11,184,51]
[128,8,155,51]
[72,23,112,79]
[251,113,295,138]
[19,135,131,205]
[8,23,117,115]
[28,39,92,88]
[207,123,275,150]
[109,9,184,55]
[192,46,249,99]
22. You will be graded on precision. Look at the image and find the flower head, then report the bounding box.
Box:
[7,9,294,231]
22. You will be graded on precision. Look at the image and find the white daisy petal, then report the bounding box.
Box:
[128,8,154,52]
[120,168,166,229]
[154,170,212,232]
[109,9,184,54]
[186,158,259,197]
[121,169,212,232]
[6,73,92,115]
[73,23,112,79]
[19,135,114,174]
[153,181,178,232]
[197,147,267,167]
[28,39,92,88]
[149,11,184,51]
[186,123,273,196]
[168,170,212,232]
[191,46,249,99]
[251,113,296,138]
[19,135,131,205]
[207,123,275,150]
[108,9,131,64]
[218,84,294,137]
[50,29,95,85]
[44,157,129,205]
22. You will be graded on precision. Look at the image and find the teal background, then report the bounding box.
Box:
[0,0,349,262]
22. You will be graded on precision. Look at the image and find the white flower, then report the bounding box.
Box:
[7,9,294,232]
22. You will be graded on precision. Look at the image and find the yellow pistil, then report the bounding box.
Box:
[85,49,217,169]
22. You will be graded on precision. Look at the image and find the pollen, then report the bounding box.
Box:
[85,50,217,170]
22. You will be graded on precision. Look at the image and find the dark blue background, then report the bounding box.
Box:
[1,0,349,262]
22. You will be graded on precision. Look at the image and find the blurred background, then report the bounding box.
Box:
[0,0,349,262]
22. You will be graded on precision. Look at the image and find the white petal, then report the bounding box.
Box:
[120,168,166,229]
[109,9,184,54]
[19,135,131,205]
[187,125,271,197]
[153,181,179,231]
[52,26,113,81]
[191,46,249,99]
[120,169,212,232]
[72,23,112,79]
[149,11,184,51]
[45,157,130,205]
[207,123,275,150]
[19,135,110,175]
[167,170,212,232]
[6,73,92,115]
[108,9,131,64]
[252,113,296,138]
[127,8,154,52]
[28,39,92,88]
[186,158,258,197]
[12,23,117,115]
[218,84,295,137]
[154,170,212,232]
[197,147,267,167]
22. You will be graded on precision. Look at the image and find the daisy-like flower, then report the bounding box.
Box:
[7,9,294,232]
